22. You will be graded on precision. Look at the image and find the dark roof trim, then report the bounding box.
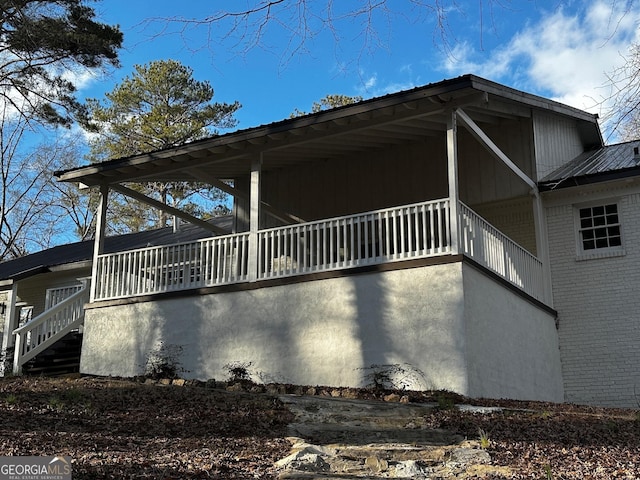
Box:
[539,165,640,191]
[10,265,50,281]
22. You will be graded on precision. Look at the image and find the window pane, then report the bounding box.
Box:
[578,203,622,252]
[594,227,608,238]
[596,238,608,248]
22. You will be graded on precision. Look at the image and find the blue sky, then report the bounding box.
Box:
[78,1,639,138]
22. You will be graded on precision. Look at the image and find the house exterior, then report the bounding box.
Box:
[0,218,231,375]
[2,74,635,407]
[540,141,640,408]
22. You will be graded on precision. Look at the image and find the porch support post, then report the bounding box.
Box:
[1,283,18,375]
[187,167,306,224]
[533,192,553,306]
[247,155,262,282]
[90,184,109,303]
[447,109,460,255]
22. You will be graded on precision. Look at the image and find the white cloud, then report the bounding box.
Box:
[62,67,100,92]
[364,74,377,90]
[441,1,640,123]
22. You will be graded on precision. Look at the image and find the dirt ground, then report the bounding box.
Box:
[0,376,638,479]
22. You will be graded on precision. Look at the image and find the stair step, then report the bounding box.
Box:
[22,332,83,377]
[29,363,79,374]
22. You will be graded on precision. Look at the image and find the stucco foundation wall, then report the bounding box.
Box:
[462,264,564,402]
[81,263,470,393]
[547,190,640,408]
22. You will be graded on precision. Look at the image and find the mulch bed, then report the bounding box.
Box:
[0,376,639,479]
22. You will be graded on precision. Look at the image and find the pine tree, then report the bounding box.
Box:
[84,59,241,232]
[0,0,123,126]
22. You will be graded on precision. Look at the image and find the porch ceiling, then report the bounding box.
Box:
[56,74,601,187]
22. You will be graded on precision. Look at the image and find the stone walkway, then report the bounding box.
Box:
[275,394,511,479]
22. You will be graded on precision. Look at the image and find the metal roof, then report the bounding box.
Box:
[0,216,232,282]
[56,74,602,187]
[540,140,640,190]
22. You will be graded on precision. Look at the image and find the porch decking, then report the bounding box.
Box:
[91,199,546,304]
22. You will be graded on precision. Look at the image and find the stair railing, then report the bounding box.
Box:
[12,283,90,374]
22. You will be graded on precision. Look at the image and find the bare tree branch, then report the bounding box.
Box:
[145,1,517,71]
[0,106,84,259]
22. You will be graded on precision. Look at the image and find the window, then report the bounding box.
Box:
[577,203,622,252]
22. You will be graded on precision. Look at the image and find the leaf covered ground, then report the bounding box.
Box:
[0,376,639,479]
[0,376,293,479]
[427,396,640,479]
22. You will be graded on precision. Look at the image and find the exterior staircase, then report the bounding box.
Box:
[21,332,83,376]
[11,282,89,375]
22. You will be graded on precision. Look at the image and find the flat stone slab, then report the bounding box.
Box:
[275,394,510,479]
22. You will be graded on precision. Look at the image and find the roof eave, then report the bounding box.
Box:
[56,74,602,185]
[539,166,640,191]
[55,75,479,183]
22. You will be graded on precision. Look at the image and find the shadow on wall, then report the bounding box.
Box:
[192,288,294,384]
[87,263,468,392]
[354,265,468,393]
[187,279,366,386]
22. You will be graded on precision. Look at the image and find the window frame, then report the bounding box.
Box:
[574,200,625,260]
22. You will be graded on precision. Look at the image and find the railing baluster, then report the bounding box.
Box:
[90,199,544,303]
[458,201,543,301]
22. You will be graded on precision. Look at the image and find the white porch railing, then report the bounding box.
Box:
[45,284,85,310]
[258,199,451,279]
[91,198,545,303]
[459,202,545,302]
[13,282,90,373]
[93,233,250,300]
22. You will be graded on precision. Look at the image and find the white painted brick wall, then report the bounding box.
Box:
[547,193,640,407]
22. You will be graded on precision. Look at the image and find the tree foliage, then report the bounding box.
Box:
[291,94,363,117]
[0,0,123,126]
[85,60,240,159]
[52,152,99,241]
[84,59,241,233]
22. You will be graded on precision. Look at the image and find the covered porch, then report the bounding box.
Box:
[91,198,546,303]
[52,75,601,400]
[54,76,584,308]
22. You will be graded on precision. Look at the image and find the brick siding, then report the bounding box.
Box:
[547,191,640,407]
